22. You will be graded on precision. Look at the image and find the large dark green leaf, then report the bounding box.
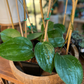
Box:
[0,37,34,61]
[27,32,43,40]
[54,53,83,84]
[34,42,55,73]
[1,28,21,42]
[54,24,66,34]
[41,21,54,32]
[49,37,64,47]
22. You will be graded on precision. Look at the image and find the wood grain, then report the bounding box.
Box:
[0,57,23,84]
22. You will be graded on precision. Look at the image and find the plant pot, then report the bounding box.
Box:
[0,0,24,25]
[9,61,64,84]
[9,44,79,84]
[50,15,59,24]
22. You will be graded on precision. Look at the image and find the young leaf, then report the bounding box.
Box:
[1,28,21,42]
[27,32,43,40]
[54,24,66,34]
[0,37,34,61]
[34,42,55,73]
[54,53,83,84]
[49,37,64,47]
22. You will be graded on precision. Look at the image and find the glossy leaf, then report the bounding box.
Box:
[27,32,43,40]
[41,21,54,32]
[49,37,64,47]
[1,28,21,42]
[54,53,83,84]
[34,42,55,73]
[0,37,34,61]
[54,24,66,33]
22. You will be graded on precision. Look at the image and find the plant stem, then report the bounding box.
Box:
[23,0,27,38]
[6,0,14,29]
[66,0,78,54]
[25,7,33,34]
[44,0,52,42]
[63,0,68,25]
[15,0,23,37]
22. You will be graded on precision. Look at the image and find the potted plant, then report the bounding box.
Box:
[0,0,83,84]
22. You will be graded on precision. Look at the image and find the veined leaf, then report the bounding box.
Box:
[1,28,21,42]
[54,24,66,33]
[0,37,34,61]
[54,53,83,84]
[27,32,43,40]
[34,42,55,73]
[47,28,64,47]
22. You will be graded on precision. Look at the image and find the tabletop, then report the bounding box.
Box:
[0,57,23,84]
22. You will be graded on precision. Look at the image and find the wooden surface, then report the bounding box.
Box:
[0,56,84,84]
[0,57,23,84]
[0,78,3,84]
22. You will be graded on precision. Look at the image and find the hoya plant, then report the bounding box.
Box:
[0,0,83,84]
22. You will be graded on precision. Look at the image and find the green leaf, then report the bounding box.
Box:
[54,24,66,34]
[41,21,54,32]
[54,53,83,84]
[0,37,34,61]
[1,28,21,42]
[47,27,65,47]
[48,29,63,38]
[49,37,64,47]
[27,32,43,40]
[34,42,55,73]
